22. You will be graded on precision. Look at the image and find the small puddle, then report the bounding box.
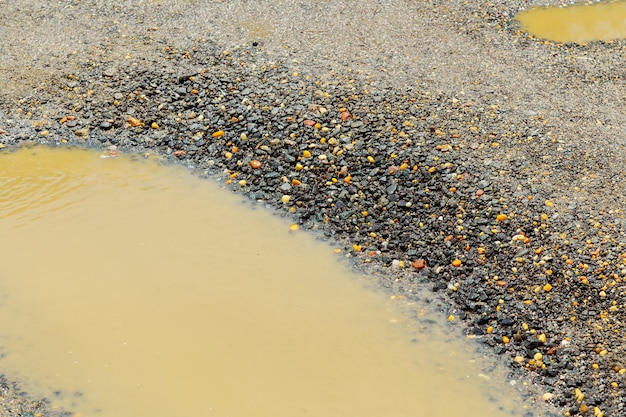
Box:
[0,146,534,417]
[515,1,626,43]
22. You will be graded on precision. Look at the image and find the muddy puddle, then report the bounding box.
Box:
[515,1,626,43]
[0,146,538,417]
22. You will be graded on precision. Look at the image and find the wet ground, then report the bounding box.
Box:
[0,0,625,416]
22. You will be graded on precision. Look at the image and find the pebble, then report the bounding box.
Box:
[74,128,89,137]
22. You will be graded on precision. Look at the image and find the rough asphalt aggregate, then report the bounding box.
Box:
[0,0,625,416]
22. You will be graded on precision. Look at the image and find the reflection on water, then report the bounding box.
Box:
[515,1,626,43]
[0,146,534,417]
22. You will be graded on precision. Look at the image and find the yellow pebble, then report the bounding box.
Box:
[486,326,493,333]
[594,406,604,417]
[212,130,225,137]
[238,180,247,186]
[451,259,462,267]
[352,244,362,252]
[367,155,375,163]
[281,195,291,204]
[151,122,159,129]
[302,150,311,158]
[295,163,304,171]
[289,224,299,231]
[448,315,455,321]
[543,283,553,292]
[534,352,543,361]
[574,388,585,403]
[545,200,554,207]
[537,333,547,343]
[611,382,618,388]
[502,336,510,344]
[514,356,525,363]
[496,214,508,222]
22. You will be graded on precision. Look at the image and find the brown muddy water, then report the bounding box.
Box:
[0,146,535,417]
[515,1,626,43]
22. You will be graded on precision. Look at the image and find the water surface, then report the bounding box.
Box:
[516,1,626,43]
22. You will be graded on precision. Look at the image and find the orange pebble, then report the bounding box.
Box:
[412,259,426,269]
[128,117,142,127]
[59,116,76,124]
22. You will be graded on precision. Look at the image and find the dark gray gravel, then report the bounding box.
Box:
[1,0,626,416]
[0,375,70,417]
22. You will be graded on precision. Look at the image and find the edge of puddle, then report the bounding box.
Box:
[0,143,559,417]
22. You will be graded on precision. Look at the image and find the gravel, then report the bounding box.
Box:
[1,0,625,416]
